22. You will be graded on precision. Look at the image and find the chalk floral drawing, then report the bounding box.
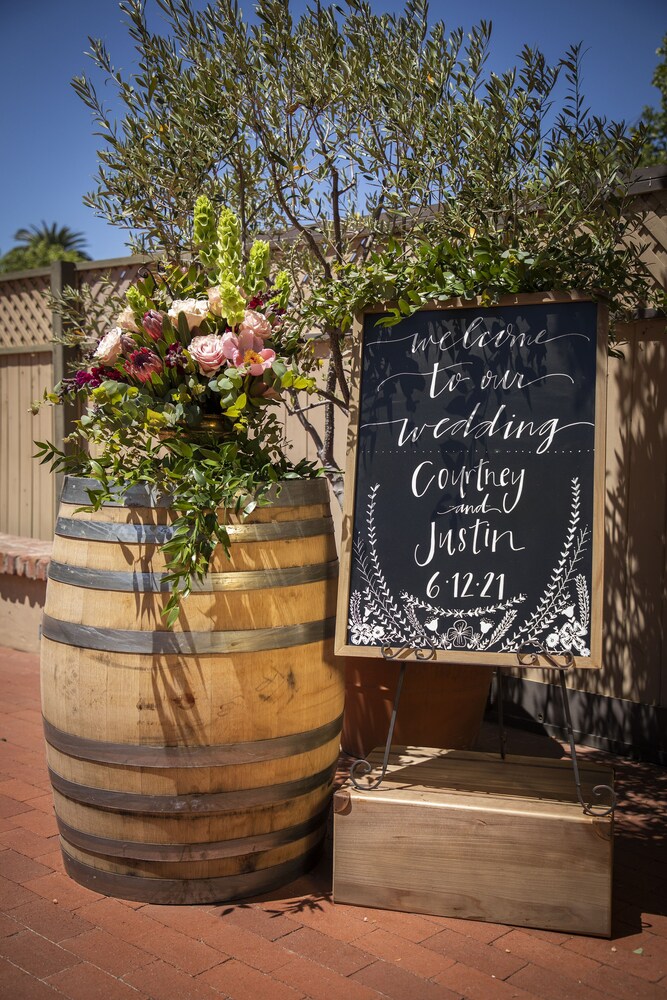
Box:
[499,478,590,654]
[347,478,591,656]
[445,620,475,647]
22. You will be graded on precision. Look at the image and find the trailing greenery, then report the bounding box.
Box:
[73,0,662,481]
[36,422,317,627]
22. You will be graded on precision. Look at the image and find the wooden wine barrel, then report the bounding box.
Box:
[41,475,344,904]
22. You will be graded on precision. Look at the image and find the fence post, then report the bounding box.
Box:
[50,260,78,515]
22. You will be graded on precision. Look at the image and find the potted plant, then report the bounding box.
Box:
[36,196,344,904]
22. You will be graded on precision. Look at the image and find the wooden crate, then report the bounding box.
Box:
[333,747,614,937]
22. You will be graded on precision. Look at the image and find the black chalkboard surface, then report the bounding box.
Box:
[335,294,607,668]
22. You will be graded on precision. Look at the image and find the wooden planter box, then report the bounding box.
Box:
[333,747,614,937]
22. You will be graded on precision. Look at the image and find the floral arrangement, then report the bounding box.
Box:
[36,196,320,625]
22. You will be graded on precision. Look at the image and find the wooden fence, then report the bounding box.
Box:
[0,257,148,539]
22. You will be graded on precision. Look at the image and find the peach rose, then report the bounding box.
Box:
[93,327,124,365]
[239,308,272,341]
[207,285,223,316]
[167,298,210,331]
[117,306,140,332]
[188,333,228,374]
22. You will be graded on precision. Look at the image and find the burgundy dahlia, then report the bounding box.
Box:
[74,369,97,388]
[125,348,163,383]
[142,309,164,341]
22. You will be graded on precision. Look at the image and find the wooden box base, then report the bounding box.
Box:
[333,747,614,937]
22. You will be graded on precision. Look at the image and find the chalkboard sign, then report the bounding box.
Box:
[335,294,607,668]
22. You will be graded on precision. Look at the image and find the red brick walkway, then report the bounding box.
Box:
[1,645,665,1000]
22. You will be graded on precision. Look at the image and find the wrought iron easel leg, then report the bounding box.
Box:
[496,667,507,760]
[349,661,408,791]
[557,669,616,818]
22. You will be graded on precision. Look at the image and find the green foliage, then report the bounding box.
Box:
[245,240,270,296]
[634,33,667,167]
[35,422,318,627]
[0,221,91,273]
[218,276,246,327]
[48,275,126,349]
[0,241,88,274]
[217,207,243,283]
[125,283,152,316]
[13,222,90,254]
[271,270,291,311]
[193,194,218,269]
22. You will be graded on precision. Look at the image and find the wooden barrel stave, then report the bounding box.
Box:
[41,640,342,745]
[62,829,324,879]
[56,500,332,525]
[50,533,337,574]
[43,577,336,631]
[45,736,343,795]
[60,846,323,904]
[41,476,344,902]
[51,784,334,845]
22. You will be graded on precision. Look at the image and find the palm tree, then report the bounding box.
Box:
[13,222,90,256]
[0,222,92,273]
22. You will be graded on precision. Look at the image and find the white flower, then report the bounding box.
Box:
[348,620,385,645]
[167,298,210,331]
[117,306,140,332]
[93,327,124,364]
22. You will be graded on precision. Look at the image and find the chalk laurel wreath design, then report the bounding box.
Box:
[348,478,591,655]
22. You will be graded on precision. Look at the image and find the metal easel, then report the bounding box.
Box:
[349,642,616,819]
[348,643,434,791]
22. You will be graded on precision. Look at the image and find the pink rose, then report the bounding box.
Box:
[239,309,272,341]
[234,346,276,376]
[93,327,124,365]
[188,333,228,374]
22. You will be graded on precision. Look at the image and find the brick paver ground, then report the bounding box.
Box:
[1,644,665,1000]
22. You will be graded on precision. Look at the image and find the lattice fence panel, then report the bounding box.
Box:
[0,272,52,350]
[79,260,151,328]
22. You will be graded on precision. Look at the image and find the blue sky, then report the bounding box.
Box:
[1,0,664,262]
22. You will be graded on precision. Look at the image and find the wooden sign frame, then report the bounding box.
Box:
[335,292,608,669]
